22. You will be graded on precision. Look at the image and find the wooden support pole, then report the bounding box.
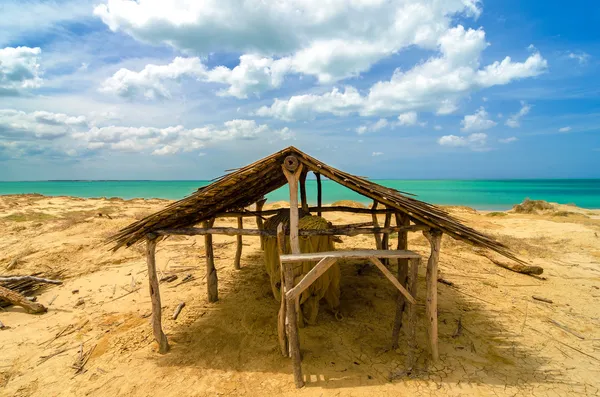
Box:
[392,212,410,349]
[299,168,309,213]
[405,257,420,370]
[371,200,383,250]
[204,219,218,303]
[381,211,392,265]
[0,285,47,314]
[234,216,243,270]
[281,156,303,254]
[146,235,169,353]
[315,172,322,217]
[423,229,442,362]
[256,198,267,250]
[368,257,416,305]
[276,223,288,357]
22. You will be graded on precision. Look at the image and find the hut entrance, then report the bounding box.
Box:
[108,146,522,389]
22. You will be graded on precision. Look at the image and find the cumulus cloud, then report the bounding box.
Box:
[257,27,547,120]
[505,101,531,128]
[356,118,389,134]
[438,133,487,150]
[461,107,496,132]
[397,112,419,126]
[0,109,87,140]
[559,126,572,132]
[0,47,43,94]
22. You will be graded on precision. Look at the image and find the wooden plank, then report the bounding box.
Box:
[424,229,442,362]
[234,216,243,270]
[315,172,322,217]
[204,219,218,303]
[146,236,169,353]
[405,257,420,370]
[280,249,420,262]
[285,257,338,301]
[368,257,416,305]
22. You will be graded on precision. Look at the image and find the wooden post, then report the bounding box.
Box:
[234,216,243,270]
[423,229,442,361]
[371,200,383,249]
[276,223,288,357]
[405,257,420,370]
[281,156,305,388]
[299,168,309,213]
[204,219,218,303]
[315,172,322,217]
[146,235,169,353]
[381,211,392,265]
[256,198,267,249]
[391,212,410,349]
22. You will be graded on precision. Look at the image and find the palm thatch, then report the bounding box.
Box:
[108,146,521,262]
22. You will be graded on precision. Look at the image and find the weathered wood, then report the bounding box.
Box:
[172,302,186,320]
[286,257,338,301]
[276,223,288,357]
[315,172,322,217]
[368,257,416,305]
[299,168,309,213]
[0,284,47,314]
[204,219,218,303]
[405,257,420,370]
[371,201,383,249]
[216,205,396,218]
[423,229,442,361]
[234,216,243,270]
[484,253,544,275]
[256,198,267,249]
[282,236,304,387]
[381,211,392,265]
[146,237,169,353]
[280,249,420,263]
[281,157,304,255]
[392,212,410,349]
[549,319,585,339]
[156,224,429,237]
[0,276,62,285]
[532,295,553,304]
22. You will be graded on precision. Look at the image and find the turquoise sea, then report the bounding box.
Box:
[1,179,599,211]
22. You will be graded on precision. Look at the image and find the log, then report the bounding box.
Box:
[284,246,304,388]
[0,284,47,314]
[405,257,420,370]
[146,236,169,353]
[371,201,383,250]
[281,156,303,254]
[484,253,543,275]
[234,216,243,270]
[532,295,553,304]
[256,198,267,249]
[423,229,442,361]
[203,219,218,303]
[172,302,186,320]
[0,276,62,285]
[391,212,410,349]
[315,172,322,217]
[276,223,288,357]
[368,257,416,304]
[216,205,395,218]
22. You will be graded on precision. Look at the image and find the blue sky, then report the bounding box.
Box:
[0,0,598,181]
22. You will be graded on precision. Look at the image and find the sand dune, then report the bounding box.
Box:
[1,195,599,396]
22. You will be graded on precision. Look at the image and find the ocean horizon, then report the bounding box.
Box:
[1,179,599,211]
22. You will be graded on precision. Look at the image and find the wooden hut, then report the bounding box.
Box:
[108,146,521,388]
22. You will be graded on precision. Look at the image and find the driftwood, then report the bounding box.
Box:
[160,274,178,283]
[532,295,553,304]
[72,344,96,375]
[484,253,543,275]
[0,284,47,313]
[0,275,62,284]
[173,302,186,320]
[549,319,585,339]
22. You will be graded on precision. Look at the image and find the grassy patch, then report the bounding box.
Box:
[2,212,57,222]
[486,212,507,217]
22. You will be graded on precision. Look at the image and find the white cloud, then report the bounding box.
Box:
[559,126,572,132]
[0,47,43,94]
[461,107,496,132]
[568,52,590,64]
[499,137,518,143]
[505,101,531,128]
[95,0,482,88]
[0,109,87,140]
[372,151,384,157]
[438,132,487,150]
[257,27,547,120]
[397,112,418,126]
[356,118,390,134]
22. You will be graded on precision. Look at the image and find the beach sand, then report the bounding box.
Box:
[1,195,599,396]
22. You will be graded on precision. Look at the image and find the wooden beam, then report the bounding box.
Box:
[256,198,267,250]
[281,249,420,263]
[405,257,420,370]
[371,201,383,250]
[155,224,429,238]
[315,172,322,217]
[0,285,47,314]
[215,205,395,218]
[423,229,442,362]
[392,212,410,349]
[281,156,304,255]
[146,235,169,353]
[204,219,218,303]
[299,168,309,213]
[234,216,243,270]
[285,257,337,301]
[276,223,288,357]
[368,257,416,305]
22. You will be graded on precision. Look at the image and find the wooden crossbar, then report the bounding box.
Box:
[279,249,420,263]
[285,257,338,301]
[368,257,416,305]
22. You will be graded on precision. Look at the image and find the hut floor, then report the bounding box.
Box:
[1,195,599,396]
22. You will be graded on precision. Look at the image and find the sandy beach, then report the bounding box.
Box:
[1,194,599,396]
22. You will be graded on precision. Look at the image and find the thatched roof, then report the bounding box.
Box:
[109,146,521,262]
